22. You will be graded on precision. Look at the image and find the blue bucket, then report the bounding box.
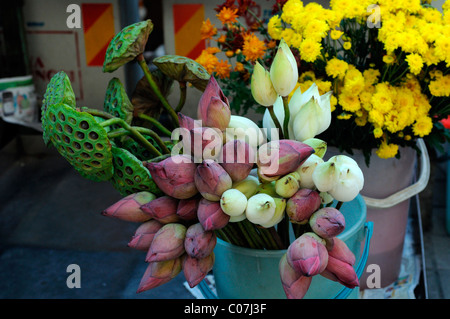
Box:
[199,194,373,299]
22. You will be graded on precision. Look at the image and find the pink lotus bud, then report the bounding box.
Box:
[328,237,355,266]
[184,223,217,259]
[197,76,231,131]
[137,258,182,293]
[182,253,215,288]
[287,232,328,277]
[279,254,312,299]
[197,198,230,230]
[176,196,200,220]
[178,112,196,131]
[321,256,359,288]
[145,155,198,199]
[195,159,232,201]
[128,220,164,251]
[257,139,314,178]
[145,223,187,262]
[219,139,256,182]
[102,191,156,222]
[309,207,345,238]
[189,127,223,162]
[286,189,321,224]
[140,195,180,224]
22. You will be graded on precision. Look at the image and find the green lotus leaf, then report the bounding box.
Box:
[152,55,210,91]
[104,77,134,125]
[109,146,162,196]
[44,103,114,182]
[103,19,153,73]
[41,71,76,145]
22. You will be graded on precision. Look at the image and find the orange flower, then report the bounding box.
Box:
[217,7,239,25]
[235,62,245,72]
[215,59,232,79]
[196,50,218,74]
[217,34,227,43]
[200,18,217,40]
[242,33,266,62]
[267,40,277,49]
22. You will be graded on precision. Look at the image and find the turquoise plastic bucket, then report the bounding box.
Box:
[199,194,373,299]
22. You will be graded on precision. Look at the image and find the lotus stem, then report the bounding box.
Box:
[175,81,187,113]
[268,105,284,140]
[108,126,171,155]
[335,201,344,210]
[81,107,162,157]
[136,113,172,136]
[282,96,290,139]
[136,54,179,127]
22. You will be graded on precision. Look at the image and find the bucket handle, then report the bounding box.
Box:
[333,221,374,299]
[197,222,374,300]
[362,139,430,209]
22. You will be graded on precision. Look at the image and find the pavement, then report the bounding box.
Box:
[0,132,449,299]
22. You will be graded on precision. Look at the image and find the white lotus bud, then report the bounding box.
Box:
[259,197,286,228]
[275,172,300,198]
[220,189,248,217]
[245,193,276,225]
[295,154,324,189]
[270,39,298,97]
[251,61,278,107]
[232,175,259,199]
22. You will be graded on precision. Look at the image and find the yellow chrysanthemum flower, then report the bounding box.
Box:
[325,58,349,79]
[339,93,361,113]
[299,38,322,62]
[405,53,424,75]
[412,116,433,137]
[330,29,344,40]
[268,15,283,40]
[376,140,399,159]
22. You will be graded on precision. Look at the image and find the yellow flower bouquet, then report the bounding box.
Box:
[196,0,450,165]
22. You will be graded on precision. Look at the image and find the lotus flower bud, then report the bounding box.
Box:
[146,223,187,262]
[102,191,156,222]
[303,138,327,158]
[259,197,286,228]
[270,39,298,97]
[279,253,312,299]
[245,193,276,225]
[178,112,197,131]
[320,192,334,205]
[257,139,314,179]
[251,61,278,107]
[275,171,300,198]
[145,155,198,199]
[189,126,223,162]
[309,207,345,238]
[225,115,266,149]
[137,258,182,293]
[287,232,328,277]
[197,76,231,131]
[182,253,215,288]
[229,212,247,222]
[197,198,230,230]
[195,159,232,201]
[220,188,248,217]
[140,195,180,224]
[232,175,259,199]
[292,91,332,141]
[128,220,164,251]
[184,223,217,259]
[220,139,255,182]
[312,155,364,202]
[286,188,321,224]
[176,196,200,220]
[321,238,358,288]
[295,154,323,189]
[256,181,278,197]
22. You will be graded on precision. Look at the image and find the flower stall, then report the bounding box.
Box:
[41,6,375,298]
[194,0,450,289]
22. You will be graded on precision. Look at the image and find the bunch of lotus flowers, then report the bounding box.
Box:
[102,48,364,298]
